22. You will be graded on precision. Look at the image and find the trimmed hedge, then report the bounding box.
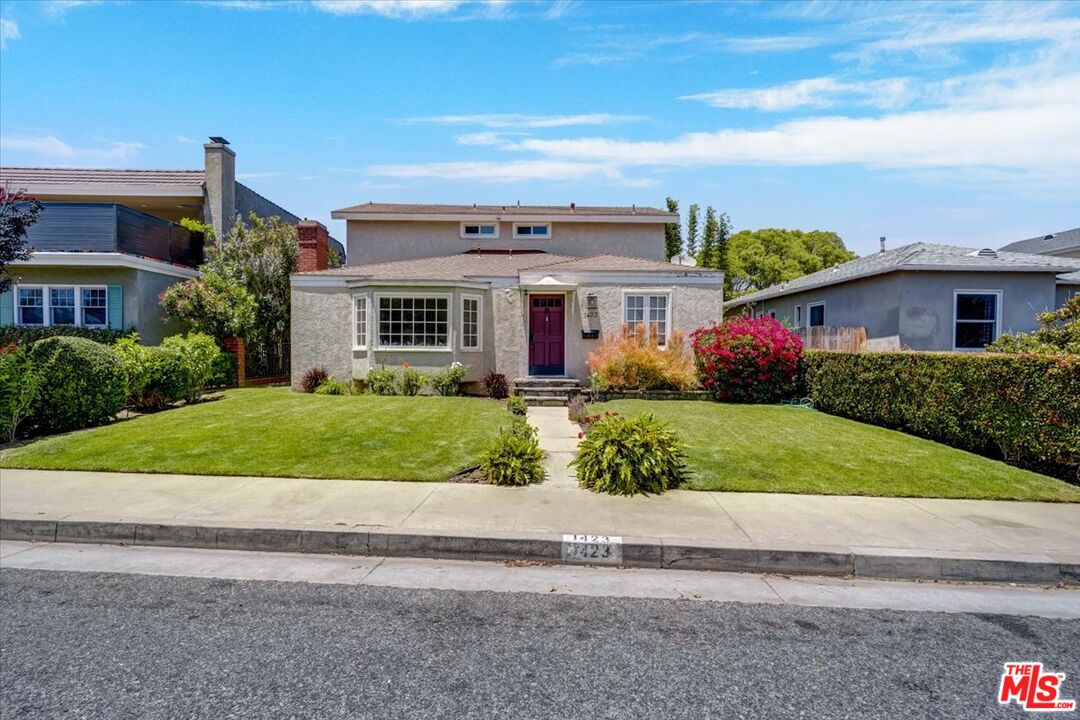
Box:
[28,336,126,433]
[0,325,126,347]
[802,351,1080,481]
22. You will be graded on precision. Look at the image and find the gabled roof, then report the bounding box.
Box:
[0,166,205,188]
[331,202,675,222]
[1000,228,1080,256]
[296,250,723,282]
[726,243,1080,306]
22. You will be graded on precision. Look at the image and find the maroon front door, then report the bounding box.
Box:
[529,295,565,376]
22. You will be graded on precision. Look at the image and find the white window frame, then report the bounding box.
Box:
[807,301,825,328]
[459,222,499,240]
[352,294,368,350]
[460,293,483,352]
[512,223,551,239]
[952,289,1002,352]
[794,305,803,328]
[373,292,453,352]
[622,289,672,347]
[15,283,108,328]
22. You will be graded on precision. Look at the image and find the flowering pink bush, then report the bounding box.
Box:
[690,317,803,403]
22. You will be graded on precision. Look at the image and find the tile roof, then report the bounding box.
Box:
[332,202,674,217]
[0,167,205,187]
[298,251,722,281]
[1000,228,1080,256]
[727,243,1080,306]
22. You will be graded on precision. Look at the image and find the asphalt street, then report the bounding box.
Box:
[2,568,1077,720]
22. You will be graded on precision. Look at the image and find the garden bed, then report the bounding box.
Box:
[587,389,711,402]
[0,388,507,482]
[587,399,1080,502]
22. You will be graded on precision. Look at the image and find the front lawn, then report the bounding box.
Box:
[589,400,1080,502]
[0,389,507,482]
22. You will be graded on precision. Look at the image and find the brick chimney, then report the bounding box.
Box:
[297,220,329,272]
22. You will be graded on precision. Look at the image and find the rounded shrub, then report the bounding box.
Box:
[483,371,509,399]
[366,367,398,395]
[162,333,221,402]
[430,362,467,396]
[29,336,126,433]
[506,395,527,416]
[113,336,190,411]
[400,366,426,396]
[571,412,687,496]
[691,317,803,403]
[481,417,544,486]
[314,377,352,395]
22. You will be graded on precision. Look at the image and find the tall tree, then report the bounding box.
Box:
[663,197,682,260]
[685,204,700,258]
[0,188,43,293]
[699,207,718,268]
[714,211,732,273]
[726,228,856,297]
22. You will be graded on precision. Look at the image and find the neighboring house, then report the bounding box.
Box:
[1000,227,1080,259]
[0,138,342,344]
[290,203,724,391]
[724,243,1080,352]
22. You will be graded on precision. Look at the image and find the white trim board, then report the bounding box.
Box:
[332,212,673,224]
[16,252,200,279]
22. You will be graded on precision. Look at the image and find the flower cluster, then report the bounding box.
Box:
[690,316,803,403]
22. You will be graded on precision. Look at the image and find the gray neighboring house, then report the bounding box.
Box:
[1000,227,1080,307]
[724,243,1080,352]
[0,138,342,344]
[290,203,724,391]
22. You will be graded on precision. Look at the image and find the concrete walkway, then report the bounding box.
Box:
[2,460,1078,583]
[527,405,581,489]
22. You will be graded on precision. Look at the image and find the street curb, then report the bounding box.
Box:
[1,517,1073,585]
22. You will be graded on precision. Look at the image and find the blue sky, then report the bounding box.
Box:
[1,0,1078,255]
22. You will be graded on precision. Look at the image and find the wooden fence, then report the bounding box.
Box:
[798,326,867,352]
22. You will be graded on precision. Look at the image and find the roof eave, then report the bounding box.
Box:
[331,210,675,223]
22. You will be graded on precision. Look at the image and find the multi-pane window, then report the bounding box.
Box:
[17,287,44,325]
[81,287,108,327]
[461,295,481,350]
[808,303,825,327]
[954,291,1000,349]
[461,223,497,239]
[624,293,669,345]
[354,296,368,348]
[513,224,550,238]
[378,296,449,348]
[49,287,76,325]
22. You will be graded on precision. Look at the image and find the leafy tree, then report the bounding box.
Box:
[714,211,731,273]
[699,207,720,269]
[726,228,855,297]
[988,294,1080,355]
[685,204,700,258]
[160,269,257,341]
[663,197,682,260]
[0,188,43,293]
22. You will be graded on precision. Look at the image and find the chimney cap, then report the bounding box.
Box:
[208,136,230,145]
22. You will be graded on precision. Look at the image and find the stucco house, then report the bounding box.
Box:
[290,203,724,395]
[1000,227,1080,259]
[724,242,1080,351]
[0,138,342,344]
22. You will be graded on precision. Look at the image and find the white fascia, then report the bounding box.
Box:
[17,252,200,279]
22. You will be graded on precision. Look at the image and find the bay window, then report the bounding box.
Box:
[377,295,450,349]
[461,295,481,350]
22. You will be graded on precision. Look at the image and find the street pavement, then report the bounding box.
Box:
[2,549,1079,719]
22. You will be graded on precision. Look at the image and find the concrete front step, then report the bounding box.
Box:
[513,377,582,387]
[521,394,570,407]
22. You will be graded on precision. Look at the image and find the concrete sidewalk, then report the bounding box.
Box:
[2,458,1078,583]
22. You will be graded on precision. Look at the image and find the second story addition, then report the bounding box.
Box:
[332,203,676,266]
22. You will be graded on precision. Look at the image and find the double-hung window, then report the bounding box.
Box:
[513,223,550,239]
[49,287,76,325]
[954,290,1000,350]
[353,296,368,349]
[17,287,44,326]
[624,292,670,346]
[461,295,481,350]
[808,302,825,328]
[460,223,498,240]
[81,287,108,327]
[377,295,449,349]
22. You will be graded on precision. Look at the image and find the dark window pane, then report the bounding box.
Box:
[83,307,107,326]
[956,293,996,321]
[20,307,43,325]
[809,305,825,327]
[464,225,479,235]
[534,225,548,236]
[51,307,75,324]
[956,322,995,348]
[518,226,532,235]
[480,225,495,235]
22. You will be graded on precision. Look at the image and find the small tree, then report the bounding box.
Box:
[691,317,804,403]
[0,187,43,293]
[988,295,1080,355]
[700,206,718,268]
[664,197,682,260]
[160,269,257,342]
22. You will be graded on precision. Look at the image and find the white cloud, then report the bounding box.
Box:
[42,0,103,17]
[0,135,148,164]
[553,32,824,67]
[175,135,199,144]
[455,131,521,146]
[369,159,632,184]
[0,18,19,50]
[405,113,644,128]
[310,0,466,18]
[681,77,912,111]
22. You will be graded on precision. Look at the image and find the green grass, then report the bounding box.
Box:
[0,388,508,482]
[590,400,1080,502]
